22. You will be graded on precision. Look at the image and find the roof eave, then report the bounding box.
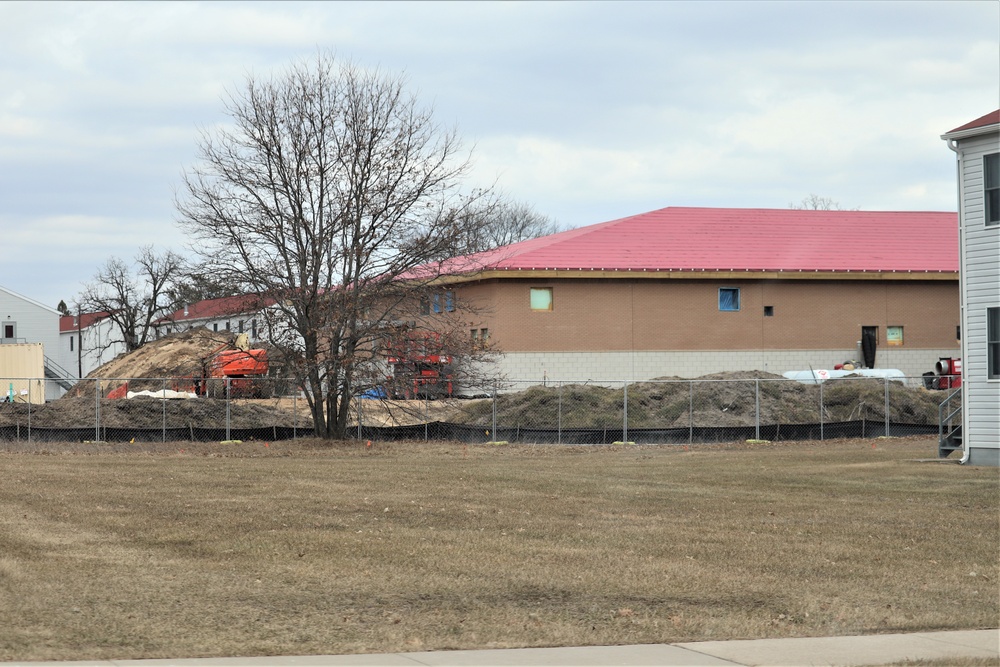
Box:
[941,122,1000,141]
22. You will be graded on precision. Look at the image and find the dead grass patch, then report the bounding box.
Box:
[0,437,996,662]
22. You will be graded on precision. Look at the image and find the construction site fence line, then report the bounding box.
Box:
[0,375,961,446]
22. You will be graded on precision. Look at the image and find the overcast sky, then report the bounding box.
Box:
[2,1,997,311]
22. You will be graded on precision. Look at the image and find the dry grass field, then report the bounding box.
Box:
[0,436,996,662]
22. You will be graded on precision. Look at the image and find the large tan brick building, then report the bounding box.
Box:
[432,207,960,384]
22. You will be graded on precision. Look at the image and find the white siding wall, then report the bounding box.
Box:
[0,286,62,399]
[60,319,127,378]
[956,132,1000,463]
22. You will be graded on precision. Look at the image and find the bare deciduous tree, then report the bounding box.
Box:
[177,54,496,439]
[456,199,560,253]
[76,246,185,354]
[790,194,858,211]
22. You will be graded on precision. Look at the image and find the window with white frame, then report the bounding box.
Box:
[985,153,999,226]
[719,287,740,312]
[988,307,999,379]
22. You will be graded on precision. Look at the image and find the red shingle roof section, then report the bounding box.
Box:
[447,207,957,274]
[157,294,273,324]
[60,311,111,332]
[945,109,1000,135]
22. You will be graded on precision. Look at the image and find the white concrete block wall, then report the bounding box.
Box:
[495,349,961,385]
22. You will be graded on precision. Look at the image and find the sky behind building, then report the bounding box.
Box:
[1,0,998,310]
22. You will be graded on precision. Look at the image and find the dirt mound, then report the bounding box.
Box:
[65,328,234,398]
[445,372,947,428]
[91,328,231,379]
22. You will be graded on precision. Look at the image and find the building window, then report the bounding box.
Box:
[887,325,903,347]
[252,319,258,338]
[985,153,999,226]
[530,287,553,311]
[719,288,740,312]
[70,336,74,352]
[431,291,455,314]
[470,328,490,350]
[988,308,999,379]
[213,323,218,332]
[764,306,774,317]
[2,322,15,340]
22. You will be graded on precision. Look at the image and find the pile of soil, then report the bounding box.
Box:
[0,397,304,429]
[446,372,948,428]
[65,328,243,398]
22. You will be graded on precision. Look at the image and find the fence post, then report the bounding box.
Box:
[358,392,363,441]
[293,386,297,440]
[688,380,693,444]
[884,376,890,437]
[819,380,824,441]
[755,379,760,441]
[558,381,562,445]
[225,378,231,442]
[492,379,498,443]
[95,380,100,443]
[162,378,167,443]
[623,381,628,444]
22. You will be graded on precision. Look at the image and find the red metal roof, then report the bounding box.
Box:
[945,109,1000,135]
[157,294,274,324]
[442,207,958,275]
[59,311,111,332]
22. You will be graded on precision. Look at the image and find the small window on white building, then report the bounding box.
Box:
[2,322,15,339]
[70,336,74,352]
[988,307,999,379]
[985,153,999,226]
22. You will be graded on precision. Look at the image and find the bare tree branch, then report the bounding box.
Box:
[75,247,185,354]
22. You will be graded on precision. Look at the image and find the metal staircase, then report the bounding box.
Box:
[44,356,78,391]
[938,386,963,459]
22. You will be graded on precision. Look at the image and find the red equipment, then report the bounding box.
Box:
[385,331,454,399]
[933,357,962,389]
[179,334,271,398]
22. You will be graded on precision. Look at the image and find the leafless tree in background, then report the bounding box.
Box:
[76,246,184,354]
[177,54,498,439]
[790,194,858,211]
[456,199,561,253]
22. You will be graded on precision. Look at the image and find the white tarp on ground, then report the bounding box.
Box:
[783,369,906,385]
[126,389,198,399]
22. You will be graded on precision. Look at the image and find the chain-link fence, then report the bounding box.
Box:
[0,374,960,446]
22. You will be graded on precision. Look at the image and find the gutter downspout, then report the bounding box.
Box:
[945,137,970,465]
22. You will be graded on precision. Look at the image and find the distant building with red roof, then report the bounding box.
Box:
[421,207,960,383]
[153,294,274,340]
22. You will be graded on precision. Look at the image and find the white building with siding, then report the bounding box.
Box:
[942,110,1000,466]
[0,285,73,400]
[59,312,127,379]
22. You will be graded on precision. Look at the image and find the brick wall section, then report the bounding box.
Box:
[455,277,958,350]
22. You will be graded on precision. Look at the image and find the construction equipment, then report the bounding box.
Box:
[186,333,270,398]
[385,330,454,399]
[923,357,962,390]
